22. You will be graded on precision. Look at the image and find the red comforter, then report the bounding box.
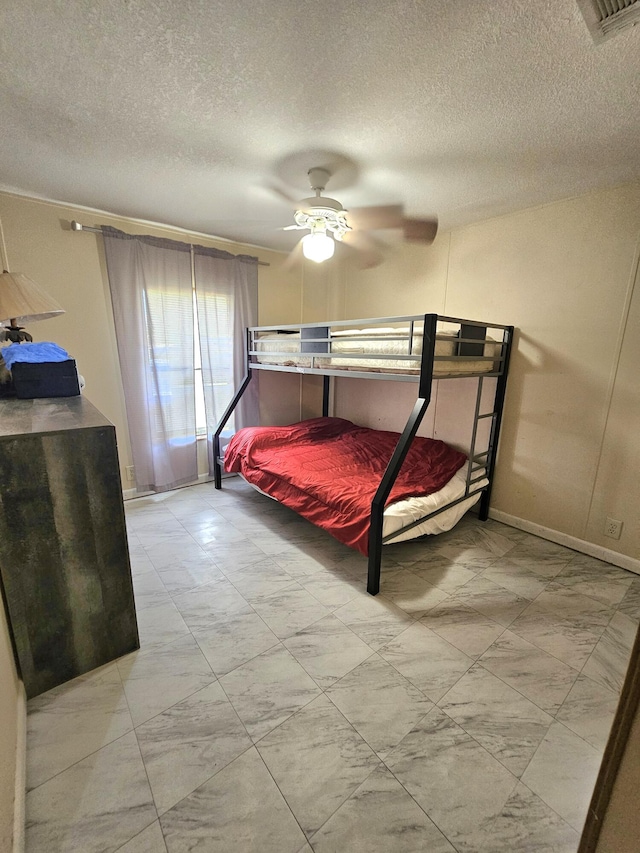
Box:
[224,417,466,555]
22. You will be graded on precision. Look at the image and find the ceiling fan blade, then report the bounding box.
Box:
[346,204,404,232]
[402,216,438,244]
[341,231,386,269]
[264,181,299,207]
[282,239,304,271]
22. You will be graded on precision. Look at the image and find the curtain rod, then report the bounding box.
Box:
[70,220,270,266]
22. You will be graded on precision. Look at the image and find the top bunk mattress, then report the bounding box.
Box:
[250,319,501,377]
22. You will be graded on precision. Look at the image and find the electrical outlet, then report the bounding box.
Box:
[604,517,623,539]
[125,466,135,482]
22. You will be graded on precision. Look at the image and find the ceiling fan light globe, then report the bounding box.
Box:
[302,232,335,263]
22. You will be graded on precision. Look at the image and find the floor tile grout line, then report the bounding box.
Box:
[191,628,282,681]
[288,641,380,693]
[25,664,137,794]
[243,685,323,749]
[302,759,387,848]
[128,726,161,828]
[435,696,554,782]
[321,672,434,760]
[377,703,522,853]
[368,632,474,707]
[24,726,147,800]
[512,722,600,836]
[252,693,386,846]
[471,654,576,720]
[515,776,586,837]
[517,714,603,786]
[152,739,259,824]
[251,742,318,846]
[504,622,596,673]
[111,817,166,853]
[119,657,219,731]
[202,647,273,744]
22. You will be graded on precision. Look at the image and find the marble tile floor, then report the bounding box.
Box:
[25,477,640,853]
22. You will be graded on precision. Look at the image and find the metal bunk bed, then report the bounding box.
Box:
[213,313,514,595]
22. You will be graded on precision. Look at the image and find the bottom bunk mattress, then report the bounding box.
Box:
[224,417,481,554]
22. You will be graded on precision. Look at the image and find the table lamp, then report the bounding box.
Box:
[0,270,65,342]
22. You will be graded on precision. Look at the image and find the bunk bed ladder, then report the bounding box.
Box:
[467,376,490,491]
[478,325,514,519]
[367,313,437,595]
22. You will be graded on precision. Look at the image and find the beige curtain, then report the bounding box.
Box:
[194,245,259,472]
[103,227,197,492]
[104,227,258,492]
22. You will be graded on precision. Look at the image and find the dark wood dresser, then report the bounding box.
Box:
[0,396,139,698]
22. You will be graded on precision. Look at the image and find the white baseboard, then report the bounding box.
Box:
[489,509,640,576]
[123,473,217,502]
[13,682,26,853]
[123,487,146,501]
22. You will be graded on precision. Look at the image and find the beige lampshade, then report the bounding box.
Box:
[0,271,64,324]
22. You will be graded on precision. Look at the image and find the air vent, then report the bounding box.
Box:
[577,0,640,42]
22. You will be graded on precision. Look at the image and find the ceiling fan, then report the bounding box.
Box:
[279,166,438,267]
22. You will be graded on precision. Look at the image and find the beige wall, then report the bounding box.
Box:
[585,259,640,552]
[327,182,640,563]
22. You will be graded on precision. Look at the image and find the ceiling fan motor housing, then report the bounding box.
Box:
[294,167,351,239]
[298,197,344,213]
[293,206,350,239]
[307,167,331,191]
[301,166,347,215]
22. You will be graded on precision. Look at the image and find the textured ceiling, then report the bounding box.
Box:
[1,0,639,251]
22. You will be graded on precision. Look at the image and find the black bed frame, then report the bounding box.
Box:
[213,313,514,595]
